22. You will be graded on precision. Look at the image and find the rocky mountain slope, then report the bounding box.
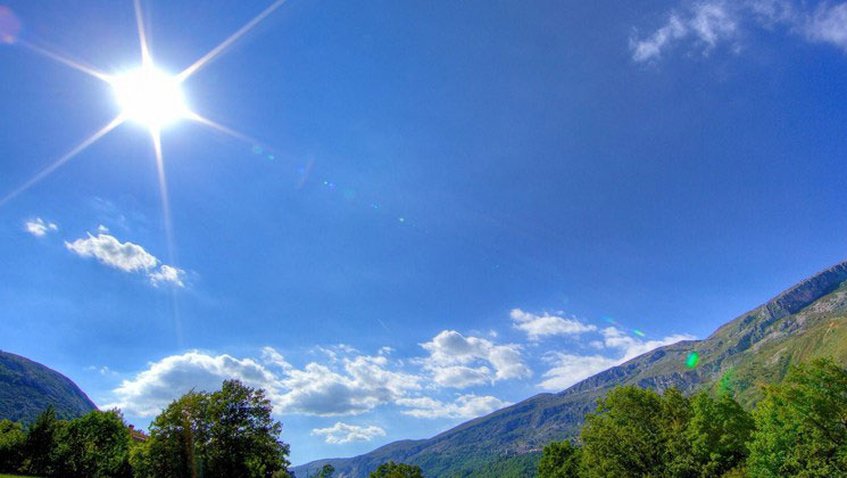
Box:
[294,260,847,477]
[0,350,97,423]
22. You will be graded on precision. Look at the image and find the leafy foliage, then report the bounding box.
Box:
[137,379,291,478]
[20,406,64,477]
[747,358,847,477]
[54,409,132,478]
[537,440,581,478]
[573,387,753,477]
[369,461,425,478]
[0,420,25,473]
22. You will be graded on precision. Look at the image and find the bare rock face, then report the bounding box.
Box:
[294,260,847,478]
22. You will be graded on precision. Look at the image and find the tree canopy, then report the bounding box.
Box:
[369,460,425,478]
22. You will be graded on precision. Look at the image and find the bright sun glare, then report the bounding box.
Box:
[110,66,189,129]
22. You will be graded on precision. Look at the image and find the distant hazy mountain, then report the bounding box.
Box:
[294,261,847,478]
[0,350,97,423]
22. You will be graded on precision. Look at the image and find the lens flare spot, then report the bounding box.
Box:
[0,7,21,44]
[685,351,700,368]
[111,66,189,129]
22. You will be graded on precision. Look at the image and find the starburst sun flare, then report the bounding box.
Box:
[110,66,189,130]
[0,0,287,211]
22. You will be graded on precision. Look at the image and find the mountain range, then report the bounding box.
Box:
[293,260,847,477]
[0,350,97,423]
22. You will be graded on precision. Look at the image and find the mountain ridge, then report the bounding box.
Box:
[293,260,847,478]
[0,350,98,423]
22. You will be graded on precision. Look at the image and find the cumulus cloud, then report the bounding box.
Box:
[631,0,847,62]
[397,394,510,419]
[538,327,695,391]
[24,218,58,237]
[65,232,184,287]
[109,348,423,418]
[106,351,278,416]
[311,422,386,444]
[420,330,531,388]
[510,309,596,341]
[277,354,421,416]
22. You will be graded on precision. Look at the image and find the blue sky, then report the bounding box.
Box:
[1,0,846,465]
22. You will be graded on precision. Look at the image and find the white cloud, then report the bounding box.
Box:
[631,2,738,62]
[420,330,531,388]
[631,1,847,62]
[537,327,695,391]
[311,422,386,444]
[24,218,58,237]
[397,394,510,419]
[539,353,619,391]
[65,232,184,287]
[106,351,279,416]
[600,326,694,361]
[109,348,423,418]
[148,264,185,287]
[806,3,847,51]
[510,308,596,341]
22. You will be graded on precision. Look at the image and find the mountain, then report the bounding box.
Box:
[293,261,847,478]
[0,350,97,423]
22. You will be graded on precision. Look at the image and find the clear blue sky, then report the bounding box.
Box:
[1,0,845,465]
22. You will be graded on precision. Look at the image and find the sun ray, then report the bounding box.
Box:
[18,40,113,83]
[133,0,152,66]
[176,0,287,82]
[150,128,176,263]
[188,112,265,148]
[0,114,125,207]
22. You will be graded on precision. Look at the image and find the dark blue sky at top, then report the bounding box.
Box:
[0,0,845,464]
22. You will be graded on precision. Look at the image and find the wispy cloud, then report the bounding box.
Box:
[24,217,58,237]
[631,0,847,62]
[397,394,509,419]
[510,308,596,341]
[311,422,386,444]
[538,327,695,390]
[65,231,184,287]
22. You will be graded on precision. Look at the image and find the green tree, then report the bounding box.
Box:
[0,419,25,473]
[54,409,132,478]
[537,440,582,478]
[146,390,211,478]
[580,385,754,478]
[368,460,424,478]
[580,386,668,477]
[747,359,847,477]
[20,406,65,476]
[686,392,754,477]
[205,380,290,477]
[313,463,335,477]
[142,380,290,478]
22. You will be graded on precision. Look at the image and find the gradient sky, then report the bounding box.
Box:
[1,0,846,465]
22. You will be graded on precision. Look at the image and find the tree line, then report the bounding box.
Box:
[0,379,423,478]
[537,358,847,478]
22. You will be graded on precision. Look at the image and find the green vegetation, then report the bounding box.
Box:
[0,351,96,424]
[0,380,290,478]
[368,461,424,478]
[538,358,847,478]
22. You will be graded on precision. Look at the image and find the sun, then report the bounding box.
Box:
[110,65,189,130]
